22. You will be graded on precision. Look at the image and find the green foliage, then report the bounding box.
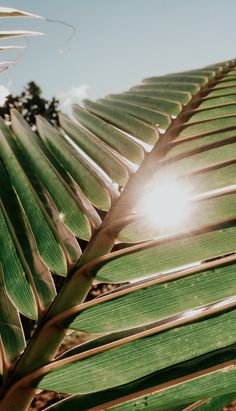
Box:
[0,9,236,411]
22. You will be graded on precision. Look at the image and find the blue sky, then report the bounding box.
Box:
[1,0,236,105]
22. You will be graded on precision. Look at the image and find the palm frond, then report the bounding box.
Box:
[1,58,236,410]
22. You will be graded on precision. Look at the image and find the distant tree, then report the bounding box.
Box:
[0,81,59,127]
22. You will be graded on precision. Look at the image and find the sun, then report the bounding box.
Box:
[136,177,191,231]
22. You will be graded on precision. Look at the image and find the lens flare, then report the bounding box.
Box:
[137,178,191,230]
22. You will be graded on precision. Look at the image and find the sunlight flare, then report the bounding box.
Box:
[137,177,191,230]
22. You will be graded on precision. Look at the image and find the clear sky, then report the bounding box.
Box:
[1,0,236,104]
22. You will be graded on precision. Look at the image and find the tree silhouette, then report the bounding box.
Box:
[0,81,59,127]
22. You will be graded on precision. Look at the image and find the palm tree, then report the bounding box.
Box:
[0,7,236,411]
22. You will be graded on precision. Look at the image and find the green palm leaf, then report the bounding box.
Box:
[0,268,25,365]
[44,362,236,410]
[36,116,119,210]
[1,57,236,411]
[59,112,131,186]
[182,395,236,411]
